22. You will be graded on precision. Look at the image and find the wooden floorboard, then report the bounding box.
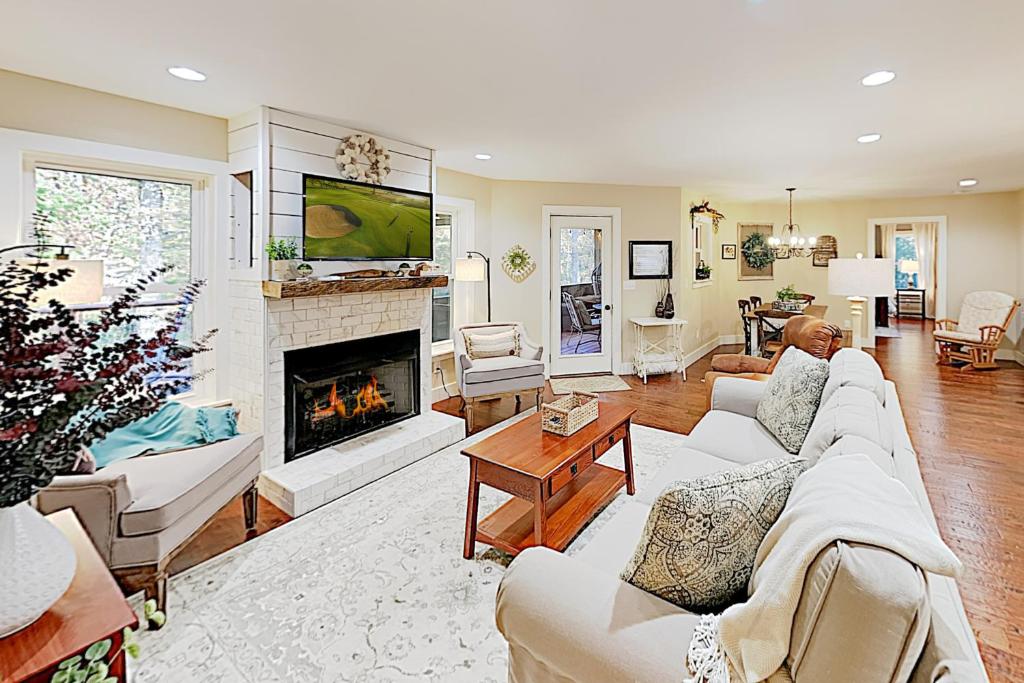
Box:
[178,318,1021,680]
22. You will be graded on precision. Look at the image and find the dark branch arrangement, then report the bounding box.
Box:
[0,261,214,507]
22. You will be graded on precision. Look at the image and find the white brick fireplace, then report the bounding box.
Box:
[228,283,463,517]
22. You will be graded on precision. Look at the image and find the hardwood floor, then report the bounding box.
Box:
[436,320,1024,681]
[177,319,1022,679]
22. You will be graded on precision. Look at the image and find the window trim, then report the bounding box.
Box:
[434,196,475,342]
[22,152,214,400]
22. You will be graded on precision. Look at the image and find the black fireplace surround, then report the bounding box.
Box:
[284,330,420,462]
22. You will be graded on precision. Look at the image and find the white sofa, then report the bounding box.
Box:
[496,349,987,683]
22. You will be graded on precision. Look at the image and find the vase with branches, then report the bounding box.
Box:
[0,260,212,636]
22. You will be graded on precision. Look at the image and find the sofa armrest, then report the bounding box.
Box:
[496,547,693,683]
[934,318,958,331]
[709,375,769,417]
[35,471,132,565]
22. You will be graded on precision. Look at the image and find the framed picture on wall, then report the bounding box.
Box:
[721,243,736,260]
[738,223,775,281]
[628,241,672,279]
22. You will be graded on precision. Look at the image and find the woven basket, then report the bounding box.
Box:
[541,391,599,436]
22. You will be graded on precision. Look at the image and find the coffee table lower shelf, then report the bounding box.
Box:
[475,463,625,555]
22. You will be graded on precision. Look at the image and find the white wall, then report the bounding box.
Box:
[0,126,232,398]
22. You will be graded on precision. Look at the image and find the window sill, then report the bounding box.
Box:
[432,339,454,359]
[692,278,714,289]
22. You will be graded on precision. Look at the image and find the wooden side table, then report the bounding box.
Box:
[461,403,637,558]
[896,288,926,319]
[0,509,139,683]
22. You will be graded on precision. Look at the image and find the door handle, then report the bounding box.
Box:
[604,304,611,311]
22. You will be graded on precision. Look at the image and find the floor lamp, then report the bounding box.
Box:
[828,255,895,350]
[454,251,491,322]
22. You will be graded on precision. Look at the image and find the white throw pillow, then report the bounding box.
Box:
[620,457,806,612]
[756,347,830,454]
[820,348,886,407]
[464,328,520,359]
[800,386,894,466]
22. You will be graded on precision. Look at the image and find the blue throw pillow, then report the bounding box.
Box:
[197,407,240,443]
[88,402,206,468]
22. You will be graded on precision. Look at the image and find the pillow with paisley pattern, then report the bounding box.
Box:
[620,457,806,612]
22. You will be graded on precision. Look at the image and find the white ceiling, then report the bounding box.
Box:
[2,0,1023,200]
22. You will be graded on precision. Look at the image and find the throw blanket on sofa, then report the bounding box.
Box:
[686,455,962,683]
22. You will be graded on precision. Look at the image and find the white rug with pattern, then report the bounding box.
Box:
[131,413,684,682]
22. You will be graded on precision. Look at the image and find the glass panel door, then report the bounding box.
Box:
[550,215,612,375]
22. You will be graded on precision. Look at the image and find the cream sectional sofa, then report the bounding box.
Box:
[495,349,987,683]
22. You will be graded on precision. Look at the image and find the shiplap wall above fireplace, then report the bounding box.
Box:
[226,106,435,281]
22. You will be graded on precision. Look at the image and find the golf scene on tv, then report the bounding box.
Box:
[302,174,433,260]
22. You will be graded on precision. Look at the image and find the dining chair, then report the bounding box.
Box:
[749,295,763,308]
[562,291,601,352]
[738,299,753,355]
[796,293,816,303]
[755,309,789,357]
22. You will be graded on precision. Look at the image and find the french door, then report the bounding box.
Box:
[549,215,613,375]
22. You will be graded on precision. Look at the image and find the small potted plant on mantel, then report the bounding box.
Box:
[265,236,300,281]
[0,262,211,637]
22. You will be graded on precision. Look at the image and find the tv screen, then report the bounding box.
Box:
[302,174,433,261]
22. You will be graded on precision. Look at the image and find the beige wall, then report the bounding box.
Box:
[0,69,227,160]
[437,169,493,323]
[710,191,1022,349]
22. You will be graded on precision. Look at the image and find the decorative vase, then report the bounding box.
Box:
[655,300,665,318]
[663,292,675,319]
[270,259,298,282]
[0,503,77,637]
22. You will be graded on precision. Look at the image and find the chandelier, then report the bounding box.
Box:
[768,188,817,257]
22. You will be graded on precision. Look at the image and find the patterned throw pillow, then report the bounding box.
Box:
[756,347,830,454]
[620,457,806,612]
[464,328,520,359]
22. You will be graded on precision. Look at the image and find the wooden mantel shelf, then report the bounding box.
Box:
[262,275,449,299]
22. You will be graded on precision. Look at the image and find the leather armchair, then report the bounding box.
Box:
[704,315,843,409]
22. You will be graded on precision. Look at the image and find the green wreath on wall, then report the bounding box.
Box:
[741,231,776,271]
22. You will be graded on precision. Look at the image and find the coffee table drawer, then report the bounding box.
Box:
[593,424,628,458]
[549,450,595,496]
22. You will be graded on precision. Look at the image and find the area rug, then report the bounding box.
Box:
[875,326,902,338]
[130,413,684,683]
[549,374,632,394]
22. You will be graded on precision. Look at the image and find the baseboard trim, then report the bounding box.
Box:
[431,382,459,403]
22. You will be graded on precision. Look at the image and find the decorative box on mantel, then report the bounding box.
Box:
[228,276,462,517]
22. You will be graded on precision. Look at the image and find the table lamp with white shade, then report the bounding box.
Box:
[827,254,895,350]
[899,259,920,288]
[454,250,491,322]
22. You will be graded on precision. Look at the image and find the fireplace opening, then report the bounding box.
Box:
[284,330,420,461]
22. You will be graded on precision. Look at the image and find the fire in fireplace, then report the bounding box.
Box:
[284,330,420,461]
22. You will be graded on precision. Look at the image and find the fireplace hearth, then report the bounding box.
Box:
[285,330,420,461]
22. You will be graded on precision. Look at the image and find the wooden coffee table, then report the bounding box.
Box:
[461,402,636,558]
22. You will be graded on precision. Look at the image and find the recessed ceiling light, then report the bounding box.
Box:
[958,178,978,188]
[861,70,896,87]
[857,133,882,144]
[474,153,492,160]
[167,66,207,82]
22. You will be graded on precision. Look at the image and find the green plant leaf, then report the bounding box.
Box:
[86,661,108,678]
[85,639,112,661]
[51,669,73,683]
[57,656,82,671]
[143,599,157,618]
[149,610,167,628]
[122,626,136,644]
[125,642,141,659]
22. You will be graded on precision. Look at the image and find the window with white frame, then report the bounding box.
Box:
[432,211,453,343]
[29,161,205,392]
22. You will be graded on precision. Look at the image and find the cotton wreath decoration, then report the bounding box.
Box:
[335,134,391,184]
[742,231,776,270]
[501,244,536,282]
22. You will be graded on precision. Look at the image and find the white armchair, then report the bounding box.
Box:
[454,322,545,434]
[934,291,1019,370]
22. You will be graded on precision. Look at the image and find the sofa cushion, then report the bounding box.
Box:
[800,386,894,466]
[620,457,805,612]
[688,410,790,465]
[786,541,931,683]
[756,347,830,454]
[819,434,896,476]
[572,499,651,571]
[933,329,983,344]
[635,447,744,507]
[463,355,544,384]
[464,327,520,359]
[118,433,262,537]
[820,348,886,407]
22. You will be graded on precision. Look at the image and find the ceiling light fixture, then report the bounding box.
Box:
[167,66,207,82]
[861,70,896,87]
[857,133,882,144]
[767,188,817,257]
[958,178,978,188]
[474,153,492,160]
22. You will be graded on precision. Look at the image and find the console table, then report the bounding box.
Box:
[629,317,688,383]
[0,510,138,683]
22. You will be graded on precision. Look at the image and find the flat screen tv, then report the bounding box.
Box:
[302,174,433,261]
